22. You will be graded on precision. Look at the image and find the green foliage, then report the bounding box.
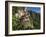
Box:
[33,14,40,29]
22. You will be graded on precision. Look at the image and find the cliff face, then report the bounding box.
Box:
[19,11,34,29]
